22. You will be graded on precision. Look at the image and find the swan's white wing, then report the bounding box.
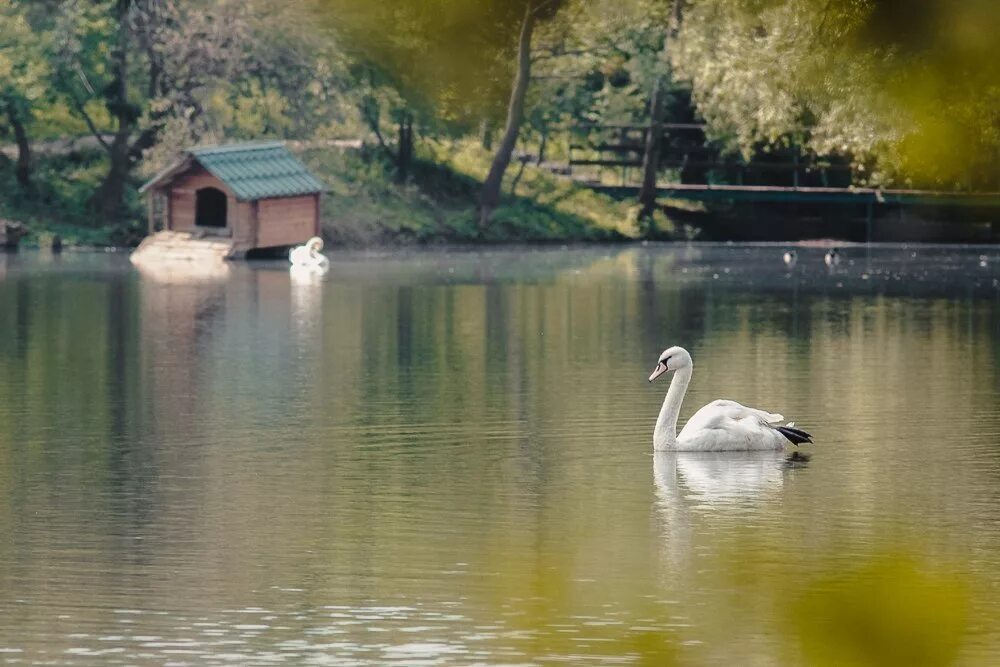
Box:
[677,399,786,451]
[682,399,782,431]
[289,245,309,265]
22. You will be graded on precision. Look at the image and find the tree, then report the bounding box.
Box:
[0,0,52,190]
[349,67,422,182]
[313,0,570,224]
[313,0,518,182]
[52,0,250,221]
[515,0,688,227]
[671,0,1000,190]
[478,4,540,227]
[637,0,682,224]
[478,0,576,228]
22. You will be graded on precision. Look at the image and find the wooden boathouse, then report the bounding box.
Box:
[133,142,325,261]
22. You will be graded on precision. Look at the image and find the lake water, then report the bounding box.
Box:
[2,244,1000,665]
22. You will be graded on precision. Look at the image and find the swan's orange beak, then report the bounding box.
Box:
[648,362,668,382]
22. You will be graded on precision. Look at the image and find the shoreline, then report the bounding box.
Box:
[9,238,1000,256]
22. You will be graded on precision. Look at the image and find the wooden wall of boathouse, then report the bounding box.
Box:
[256,194,320,248]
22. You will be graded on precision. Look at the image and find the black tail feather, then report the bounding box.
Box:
[776,425,813,445]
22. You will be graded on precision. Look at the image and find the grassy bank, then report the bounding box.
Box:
[303,139,645,245]
[1,139,664,248]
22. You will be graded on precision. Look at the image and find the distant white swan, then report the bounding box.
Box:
[782,250,797,269]
[824,248,841,267]
[289,237,329,270]
[649,346,812,451]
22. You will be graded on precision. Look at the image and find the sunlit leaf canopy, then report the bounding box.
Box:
[672,0,1000,189]
[0,1,49,104]
[309,0,560,125]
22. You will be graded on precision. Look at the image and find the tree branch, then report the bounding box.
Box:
[58,71,112,153]
[361,103,392,158]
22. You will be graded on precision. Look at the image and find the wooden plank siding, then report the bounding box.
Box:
[256,194,319,248]
[234,201,254,247]
[168,166,237,236]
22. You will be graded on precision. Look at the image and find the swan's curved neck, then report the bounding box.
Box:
[654,365,692,451]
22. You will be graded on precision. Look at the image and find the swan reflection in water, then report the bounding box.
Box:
[289,265,324,337]
[652,451,800,667]
[653,451,787,506]
[653,450,790,574]
[289,262,328,284]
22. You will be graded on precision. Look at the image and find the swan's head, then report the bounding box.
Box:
[648,346,691,382]
[307,237,324,252]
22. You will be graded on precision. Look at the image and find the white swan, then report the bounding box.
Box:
[289,236,329,270]
[649,346,812,451]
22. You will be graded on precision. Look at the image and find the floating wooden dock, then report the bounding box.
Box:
[130,230,237,263]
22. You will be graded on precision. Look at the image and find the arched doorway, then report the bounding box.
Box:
[195,187,227,228]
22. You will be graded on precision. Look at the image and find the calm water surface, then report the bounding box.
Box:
[2,244,1000,665]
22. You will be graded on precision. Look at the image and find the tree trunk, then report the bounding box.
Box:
[637,0,683,231]
[97,136,131,222]
[480,118,495,151]
[509,153,528,195]
[478,4,536,229]
[5,104,31,190]
[396,111,413,182]
[637,78,664,227]
[95,0,134,222]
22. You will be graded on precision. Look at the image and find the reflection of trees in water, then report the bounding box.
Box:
[315,246,637,286]
[138,264,228,433]
[4,249,1000,660]
[105,273,156,529]
[0,263,235,601]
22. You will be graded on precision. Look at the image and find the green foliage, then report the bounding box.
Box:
[0,0,51,108]
[310,0,539,126]
[535,0,674,125]
[209,81,293,139]
[29,102,95,141]
[0,149,141,246]
[672,0,1000,190]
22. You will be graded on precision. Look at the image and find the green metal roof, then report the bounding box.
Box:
[187,142,325,201]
